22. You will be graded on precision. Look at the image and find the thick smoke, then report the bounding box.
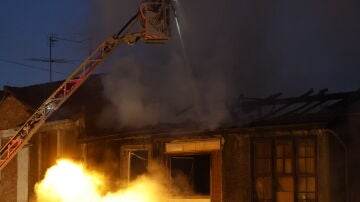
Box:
[100,52,228,128]
[93,0,233,128]
[87,0,360,128]
[101,56,162,127]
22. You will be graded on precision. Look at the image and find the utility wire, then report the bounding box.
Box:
[0,59,68,76]
[54,37,85,44]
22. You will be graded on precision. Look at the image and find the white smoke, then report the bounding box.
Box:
[100,50,229,128]
[89,0,360,129]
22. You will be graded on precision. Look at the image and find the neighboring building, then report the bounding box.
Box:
[0,76,359,202]
[0,76,103,202]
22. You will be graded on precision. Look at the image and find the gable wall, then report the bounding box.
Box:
[0,95,30,130]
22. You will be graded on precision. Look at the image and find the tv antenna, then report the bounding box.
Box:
[25,34,84,81]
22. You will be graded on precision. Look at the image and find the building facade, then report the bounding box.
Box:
[0,78,358,202]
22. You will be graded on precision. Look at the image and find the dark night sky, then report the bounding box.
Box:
[0,0,91,86]
[0,0,359,97]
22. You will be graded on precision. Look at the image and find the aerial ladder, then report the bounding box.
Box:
[0,0,172,171]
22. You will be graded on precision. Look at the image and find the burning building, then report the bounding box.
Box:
[0,75,359,202]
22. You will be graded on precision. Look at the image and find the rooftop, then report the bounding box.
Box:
[2,77,360,140]
[232,88,360,128]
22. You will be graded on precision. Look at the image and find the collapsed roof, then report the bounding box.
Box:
[232,88,360,128]
[1,75,360,141]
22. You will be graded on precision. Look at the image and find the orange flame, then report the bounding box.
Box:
[35,159,169,202]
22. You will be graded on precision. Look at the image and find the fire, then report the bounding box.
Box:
[35,159,169,202]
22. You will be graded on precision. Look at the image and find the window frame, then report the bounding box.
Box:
[120,144,152,184]
[251,136,318,202]
[166,152,212,196]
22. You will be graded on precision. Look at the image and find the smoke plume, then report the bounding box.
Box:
[86,0,360,128]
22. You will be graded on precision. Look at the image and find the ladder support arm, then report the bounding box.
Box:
[0,35,125,170]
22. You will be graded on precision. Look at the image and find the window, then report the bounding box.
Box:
[296,139,316,202]
[252,137,317,202]
[120,145,151,183]
[168,154,211,196]
[254,141,273,202]
[129,150,149,181]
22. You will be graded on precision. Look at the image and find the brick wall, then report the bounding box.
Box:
[0,138,18,202]
[211,150,222,202]
[0,117,84,202]
[222,134,251,202]
[0,96,29,130]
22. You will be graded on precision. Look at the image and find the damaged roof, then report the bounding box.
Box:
[233,88,360,128]
[2,75,360,141]
[79,88,360,142]
[78,121,217,143]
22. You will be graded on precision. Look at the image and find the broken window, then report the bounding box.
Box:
[168,154,211,196]
[120,145,151,183]
[252,137,317,202]
[129,150,148,181]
